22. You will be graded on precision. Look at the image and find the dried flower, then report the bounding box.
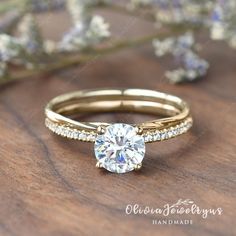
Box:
[165,51,209,83]
[209,0,236,47]
[59,15,110,51]
[0,34,21,61]
[85,15,110,43]
[67,0,87,25]
[44,40,57,54]
[153,32,209,83]
[155,0,208,25]
[17,14,44,54]
[153,38,174,57]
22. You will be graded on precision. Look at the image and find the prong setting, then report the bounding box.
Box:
[97,125,106,135]
[135,126,143,135]
[134,163,142,171]
[96,161,103,168]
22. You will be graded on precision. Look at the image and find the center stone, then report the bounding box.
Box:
[94,123,145,173]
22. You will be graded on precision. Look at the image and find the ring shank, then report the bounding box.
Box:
[45,89,192,133]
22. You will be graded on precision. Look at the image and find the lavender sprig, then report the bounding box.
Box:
[153,32,209,83]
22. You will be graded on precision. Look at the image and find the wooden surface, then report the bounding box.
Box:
[0,9,236,236]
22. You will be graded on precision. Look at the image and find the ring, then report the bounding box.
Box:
[45,88,193,174]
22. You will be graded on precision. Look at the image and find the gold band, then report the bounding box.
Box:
[45,88,193,143]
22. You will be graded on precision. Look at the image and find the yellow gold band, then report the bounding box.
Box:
[45,88,193,143]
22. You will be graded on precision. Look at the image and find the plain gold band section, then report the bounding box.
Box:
[44,88,193,142]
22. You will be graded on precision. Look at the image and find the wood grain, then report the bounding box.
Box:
[0,9,236,236]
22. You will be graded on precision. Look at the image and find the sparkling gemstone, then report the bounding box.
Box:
[94,123,145,173]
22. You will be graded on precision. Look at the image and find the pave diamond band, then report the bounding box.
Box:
[45,88,193,173]
[45,117,192,143]
[45,118,97,142]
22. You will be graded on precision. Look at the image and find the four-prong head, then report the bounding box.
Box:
[94,123,145,173]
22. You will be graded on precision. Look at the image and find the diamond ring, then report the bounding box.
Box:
[45,89,193,174]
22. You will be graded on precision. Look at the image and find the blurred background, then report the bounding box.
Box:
[0,0,236,85]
